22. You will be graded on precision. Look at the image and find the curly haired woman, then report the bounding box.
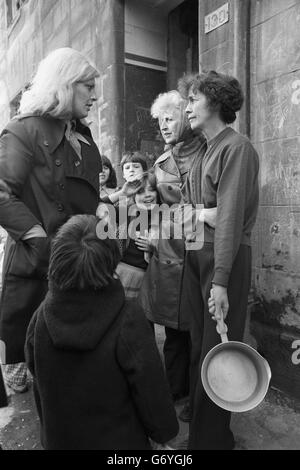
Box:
[178,71,259,450]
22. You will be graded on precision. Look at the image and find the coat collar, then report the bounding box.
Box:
[15,114,92,153]
[154,135,204,177]
[154,147,172,166]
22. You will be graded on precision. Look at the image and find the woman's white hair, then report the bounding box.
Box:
[19,47,100,118]
[151,90,187,119]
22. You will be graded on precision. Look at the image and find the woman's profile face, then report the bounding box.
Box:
[99,165,110,186]
[159,108,182,145]
[185,89,213,131]
[72,79,97,119]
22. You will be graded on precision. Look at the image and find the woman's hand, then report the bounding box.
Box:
[96,203,110,225]
[120,178,144,198]
[151,440,175,450]
[199,207,217,228]
[208,284,229,321]
[105,178,144,205]
[0,179,11,201]
[208,288,216,316]
[134,232,152,252]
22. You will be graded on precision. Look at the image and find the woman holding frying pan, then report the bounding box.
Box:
[178,71,259,450]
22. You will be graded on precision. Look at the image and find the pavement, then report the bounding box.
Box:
[0,325,300,451]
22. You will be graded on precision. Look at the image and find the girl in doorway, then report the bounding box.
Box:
[115,170,159,300]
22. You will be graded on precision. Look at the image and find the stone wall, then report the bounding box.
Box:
[0,0,125,165]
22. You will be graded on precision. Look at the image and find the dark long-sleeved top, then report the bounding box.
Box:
[185,127,259,287]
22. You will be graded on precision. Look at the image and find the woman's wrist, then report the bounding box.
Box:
[22,224,47,240]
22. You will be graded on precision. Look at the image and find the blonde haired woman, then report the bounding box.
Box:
[0,47,102,392]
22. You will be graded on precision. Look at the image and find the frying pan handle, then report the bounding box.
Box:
[216,312,229,343]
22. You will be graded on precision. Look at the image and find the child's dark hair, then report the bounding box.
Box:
[48,215,121,291]
[101,155,117,189]
[178,70,244,124]
[120,151,148,173]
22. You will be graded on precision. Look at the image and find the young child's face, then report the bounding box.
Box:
[135,183,157,209]
[99,165,110,186]
[122,162,144,182]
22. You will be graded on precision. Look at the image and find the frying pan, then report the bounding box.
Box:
[201,315,272,412]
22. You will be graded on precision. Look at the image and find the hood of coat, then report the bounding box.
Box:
[43,279,125,351]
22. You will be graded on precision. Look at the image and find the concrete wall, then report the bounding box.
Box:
[0,0,125,165]
[250,0,300,398]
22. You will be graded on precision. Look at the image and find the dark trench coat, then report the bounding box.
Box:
[0,114,102,363]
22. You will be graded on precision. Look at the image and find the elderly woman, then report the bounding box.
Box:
[0,47,102,392]
[139,90,211,420]
[178,71,259,450]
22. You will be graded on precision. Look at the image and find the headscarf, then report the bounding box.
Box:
[163,102,204,178]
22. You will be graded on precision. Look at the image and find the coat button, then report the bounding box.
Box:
[44,140,49,147]
[57,203,64,212]
[75,160,81,167]
[59,183,65,190]
[55,159,62,167]
[168,186,173,191]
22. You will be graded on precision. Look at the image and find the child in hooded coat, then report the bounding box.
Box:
[25,214,178,450]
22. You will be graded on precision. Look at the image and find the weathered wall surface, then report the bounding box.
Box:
[0,0,125,165]
[198,0,250,135]
[250,0,300,398]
